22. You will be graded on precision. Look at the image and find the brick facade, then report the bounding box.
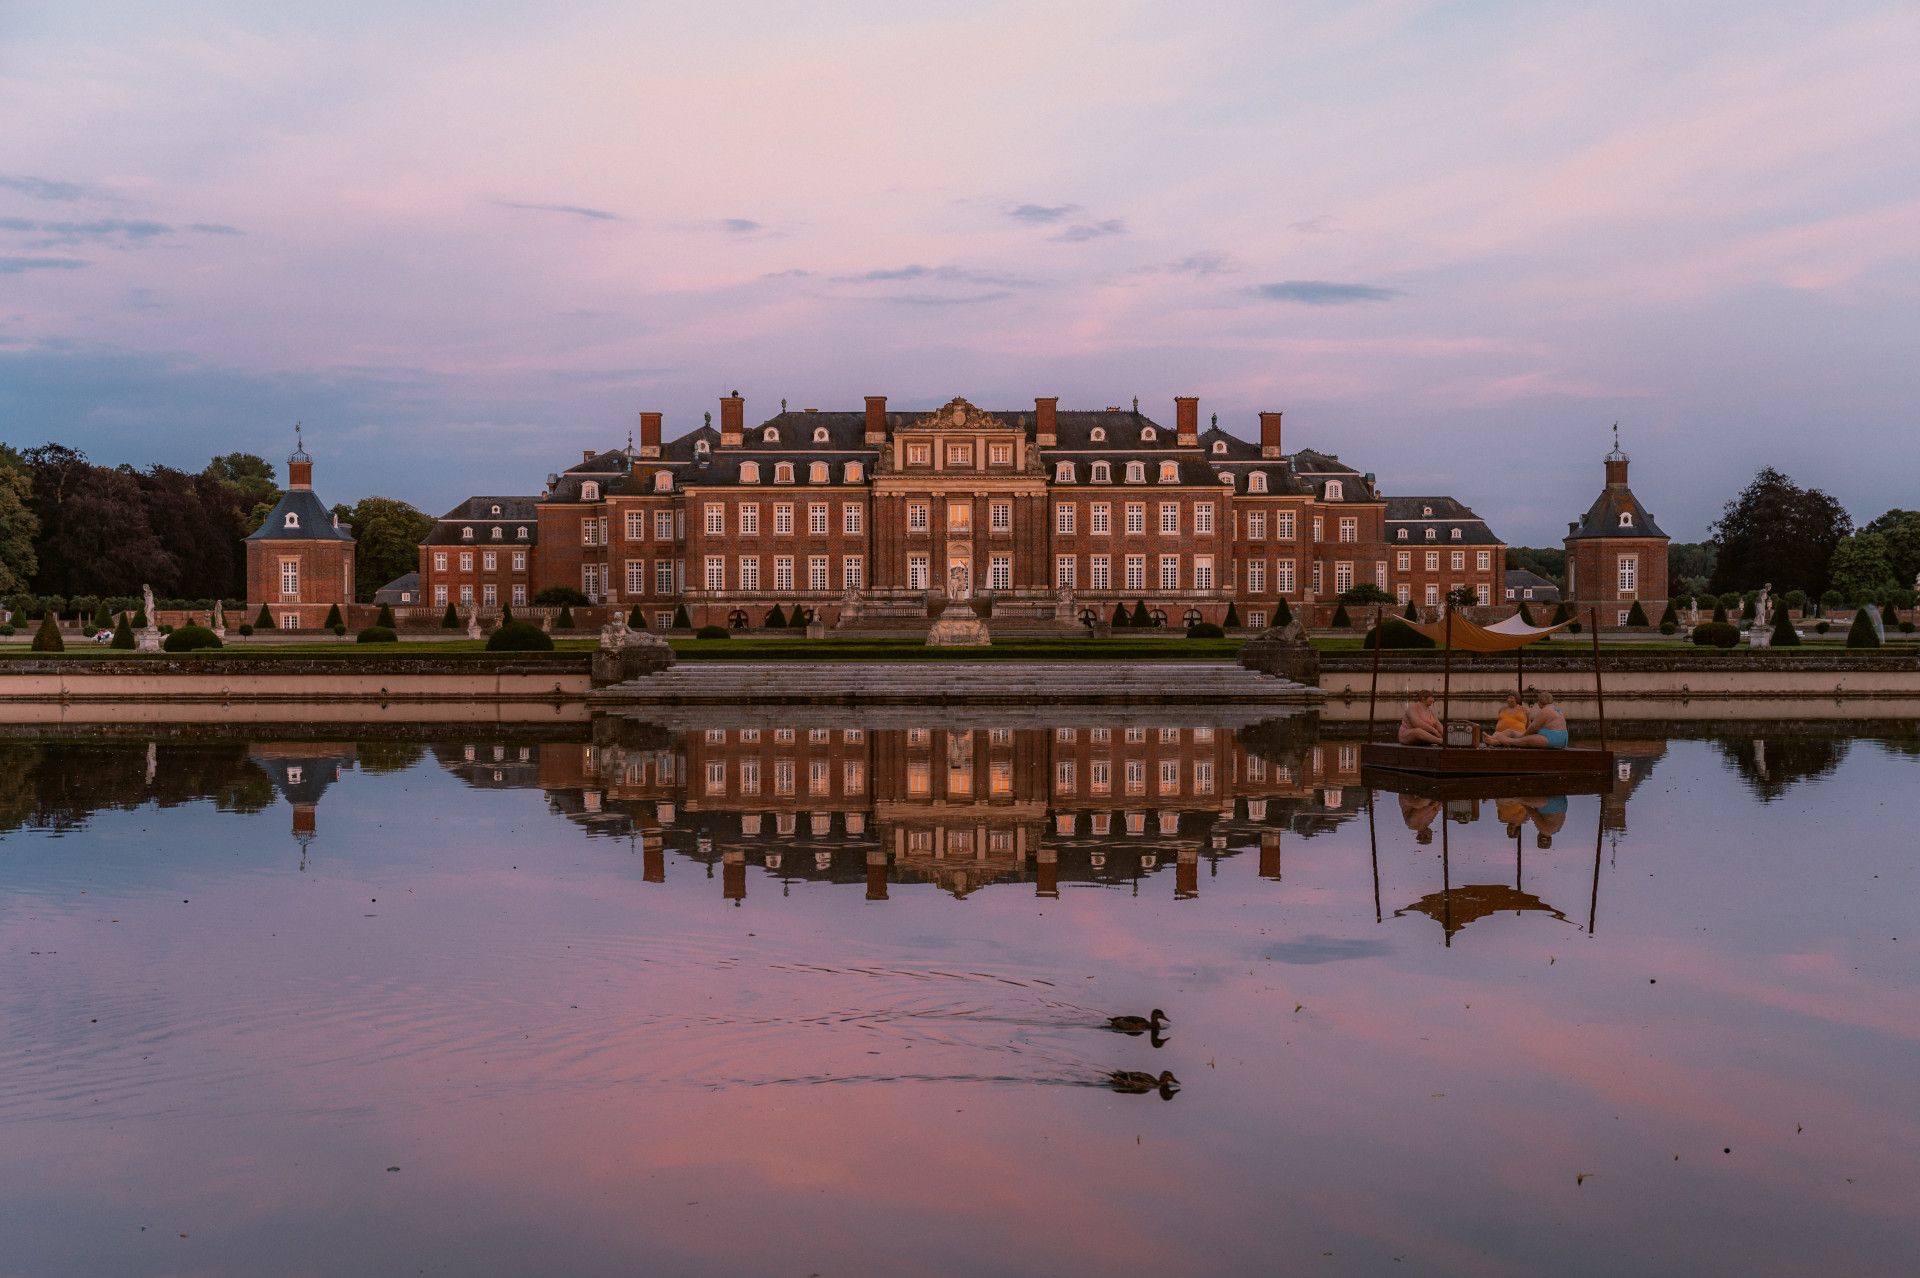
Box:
[1563,447,1669,627]
[244,442,356,630]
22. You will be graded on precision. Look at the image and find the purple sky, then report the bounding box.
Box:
[3,2,1916,543]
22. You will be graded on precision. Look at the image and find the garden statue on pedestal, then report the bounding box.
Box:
[1684,597,1699,630]
[591,598,673,684]
[212,599,226,639]
[1747,583,1772,646]
[926,563,990,647]
[135,584,163,652]
[466,605,482,641]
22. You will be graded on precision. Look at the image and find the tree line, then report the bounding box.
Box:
[0,442,432,617]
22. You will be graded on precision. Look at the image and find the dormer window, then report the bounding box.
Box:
[1220,472,1235,488]
[812,426,829,443]
[1451,528,1462,540]
[517,526,529,538]
[581,482,600,501]
[1158,461,1178,483]
[1212,440,1227,455]
[740,461,760,483]
[1126,462,1146,484]
[460,526,473,540]
[808,461,828,484]
[842,461,863,483]
[284,512,300,529]
[1091,461,1110,483]
[1141,426,1157,442]
[1090,427,1107,442]
[490,504,501,515]
[653,471,672,492]
[694,438,710,456]
[1422,505,1433,517]
[1425,528,1436,541]
[1055,461,1076,483]
[1249,473,1268,494]
[1397,529,1408,540]
[1325,480,1343,500]
[1619,511,1634,528]
[763,427,780,443]
[774,462,794,484]
[491,527,502,539]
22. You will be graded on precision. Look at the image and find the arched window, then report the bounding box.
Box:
[1425,528,1436,541]
[1090,427,1106,442]
[1091,461,1110,483]
[763,427,780,443]
[489,504,501,515]
[1220,472,1235,489]
[774,462,794,484]
[1126,461,1146,484]
[653,471,672,492]
[1158,461,1178,483]
[1619,511,1634,528]
[1397,529,1408,540]
[1451,528,1462,539]
[1141,426,1157,442]
[740,461,760,483]
[1249,473,1268,494]
[581,482,600,501]
[1325,480,1343,500]
[812,426,829,443]
[695,438,710,455]
[460,526,472,540]
[517,526,529,538]
[1055,461,1076,483]
[809,461,828,484]
[285,512,300,529]
[491,526,502,539]
[1212,440,1227,455]
[843,461,863,483]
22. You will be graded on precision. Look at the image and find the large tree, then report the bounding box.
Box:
[1505,546,1564,584]
[1859,509,1920,590]
[23,446,175,597]
[1666,542,1717,599]
[0,444,38,595]
[204,452,282,533]
[1827,531,1897,604]
[1708,467,1851,596]
[138,467,251,599]
[332,496,433,601]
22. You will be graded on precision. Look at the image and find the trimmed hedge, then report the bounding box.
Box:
[485,620,555,652]
[1846,610,1881,649]
[111,615,136,649]
[357,625,398,644]
[1690,621,1740,649]
[441,602,460,629]
[162,625,223,653]
[1186,622,1225,639]
[695,624,731,639]
[30,614,65,652]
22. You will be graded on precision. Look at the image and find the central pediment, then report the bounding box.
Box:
[917,397,1013,432]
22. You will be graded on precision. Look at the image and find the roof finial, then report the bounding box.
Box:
[289,421,311,463]
[1131,396,1139,413]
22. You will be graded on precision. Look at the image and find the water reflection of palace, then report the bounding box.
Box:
[504,716,1363,901]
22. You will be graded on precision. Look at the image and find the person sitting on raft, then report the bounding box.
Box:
[1514,688,1569,749]
[1487,692,1530,746]
[1398,690,1445,746]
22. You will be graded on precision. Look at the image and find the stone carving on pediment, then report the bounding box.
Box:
[918,397,1005,434]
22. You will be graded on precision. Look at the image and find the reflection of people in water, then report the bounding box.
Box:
[1496,797,1529,837]
[1488,693,1530,746]
[1399,792,1441,844]
[1513,687,1569,749]
[1398,690,1445,746]
[1531,794,1567,848]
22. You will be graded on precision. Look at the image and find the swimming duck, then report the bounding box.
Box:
[1108,1069,1180,1097]
[1108,1008,1170,1035]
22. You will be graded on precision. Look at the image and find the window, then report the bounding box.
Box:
[809,503,828,535]
[1056,503,1076,534]
[517,526,528,539]
[774,504,794,535]
[653,471,672,492]
[655,561,674,593]
[844,761,864,795]
[434,584,448,605]
[739,557,759,591]
[843,556,863,590]
[908,503,929,532]
[812,426,829,443]
[458,525,470,540]
[1477,584,1491,606]
[1194,556,1214,590]
[809,462,828,485]
[705,503,725,535]
[774,556,794,592]
[1195,502,1214,534]
[1090,427,1107,442]
[1451,528,1462,540]
[908,443,930,465]
[1126,555,1146,590]
[581,482,599,501]
[908,555,929,589]
[704,761,727,796]
[1091,555,1111,590]
[433,552,447,571]
[459,552,473,572]
[627,560,645,595]
[842,503,862,534]
[774,760,794,796]
[280,559,299,597]
[1423,551,1438,571]
[1476,551,1491,571]
[1397,584,1410,604]
[1212,440,1227,455]
[1159,461,1178,483]
[809,556,829,591]
[1248,610,1266,629]
[1126,503,1145,534]
[990,501,1011,533]
[1334,561,1353,594]
[1339,517,1357,543]
[1397,528,1408,540]
[1160,503,1179,534]
[1159,760,1179,794]
[1618,554,1638,593]
[626,511,645,540]
[280,612,298,630]
[1451,551,1465,571]
[1425,583,1439,607]
[739,760,760,795]
[1277,560,1295,594]
[1091,461,1110,483]
[1620,511,1634,528]
[1055,761,1076,793]
[1056,556,1076,588]
[947,501,971,533]
[490,527,502,540]
[1055,461,1075,483]
[1426,528,1437,541]
[989,442,1012,466]
[512,584,525,606]
[1376,562,1388,590]
[1125,760,1146,795]
[459,584,473,604]
[1396,550,1410,570]
[1159,555,1179,590]
[1250,472,1268,493]
[482,583,497,606]
[1126,462,1146,484]
[740,504,760,535]
[1141,426,1157,442]
[1325,480,1343,500]
[1248,511,1267,540]
[740,461,760,484]
[763,426,781,443]
[774,462,794,484]
[844,461,863,483]
[1091,503,1110,534]
[655,511,674,540]
[947,443,972,467]
[1276,512,1295,539]
[1312,517,1323,543]
[482,551,496,571]
[1248,561,1266,593]
[989,555,1011,591]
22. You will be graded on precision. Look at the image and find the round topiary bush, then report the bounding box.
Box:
[0,624,15,637]
[1659,621,1677,635]
[1690,621,1740,649]
[1903,621,1916,634]
[485,620,554,652]
[238,623,254,637]
[1186,622,1226,639]
[162,624,223,653]
[332,624,346,637]
[695,624,731,639]
[356,625,397,644]
[1814,620,1830,634]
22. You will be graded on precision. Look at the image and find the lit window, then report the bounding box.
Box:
[1159,461,1178,483]
[774,462,794,484]
[653,471,672,492]
[1325,480,1343,500]
[843,461,863,483]
[947,501,971,533]
[1250,473,1268,493]
[809,462,828,484]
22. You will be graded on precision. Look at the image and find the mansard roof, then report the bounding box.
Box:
[245,488,354,542]
[1386,495,1502,545]
[679,451,877,488]
[1199,425,1262,459]
[424,495,540,545]
[440,495,540,520]
[1568,485,1668,541]
[741,411,871,449]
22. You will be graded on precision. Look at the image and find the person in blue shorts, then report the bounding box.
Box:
[1517,687,1569,749]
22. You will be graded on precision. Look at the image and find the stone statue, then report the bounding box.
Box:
[142,583,156,624]
[466,604,482,640]
[135,583,163,652]
[212,599,226,638]
[1056,584,1074,619]
[1753,583,1771,627]
[948,562,971,603]
[1685,596,1699,629]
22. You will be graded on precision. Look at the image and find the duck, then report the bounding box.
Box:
[1107,1008,1170,1035]
[1107,1069,1180,1097]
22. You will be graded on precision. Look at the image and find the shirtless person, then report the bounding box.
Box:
[1515,687,1569,749]
[1398,689,1445,746]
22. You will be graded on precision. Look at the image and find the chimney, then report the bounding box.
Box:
[1175,396,1199,445]
[582,449,595,465]
[638,411,662,459]
[1259,411,1284,459]
[864,395,887,445]
[720,392,744,446]
[1034,397,1058,447]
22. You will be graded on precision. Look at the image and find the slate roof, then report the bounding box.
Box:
[678,451,877,488]
[424,495,540,546]
[373,571,420,603]
[1385,495,1502,546]
[1567,481,1668,541]
[1505,569,1561,601]
[245,488,354,542]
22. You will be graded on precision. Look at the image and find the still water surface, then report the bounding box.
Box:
[2,717,1917,1276]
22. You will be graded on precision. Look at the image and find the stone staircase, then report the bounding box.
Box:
[592,661,1321,706]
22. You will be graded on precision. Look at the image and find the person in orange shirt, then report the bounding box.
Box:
[1488,692,1529,746]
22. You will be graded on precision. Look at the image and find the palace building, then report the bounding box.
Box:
[245,431,355,629]
[417,395,1507,629]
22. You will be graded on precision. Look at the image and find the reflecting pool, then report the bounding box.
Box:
[3,715,1917,1275]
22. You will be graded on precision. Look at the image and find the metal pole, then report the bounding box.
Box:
[1589,800,1603,934]
[1366,606,1383,743]
[1589,606,1608,750]
[1441,602,1454,729]
[1367,788,1382,923]
[1441,803,1453,947]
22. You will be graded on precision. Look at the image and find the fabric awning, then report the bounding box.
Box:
[1381,611,1576,653]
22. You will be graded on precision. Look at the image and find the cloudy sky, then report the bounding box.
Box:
[2,1,1916,543]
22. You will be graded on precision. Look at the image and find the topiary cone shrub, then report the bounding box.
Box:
[672,604,691,630]
[764,604,787,628]
[555,604,575,629]
[1131,599,1151,627]
[441,602,460,629]
[1110,603,1130,628]
[485,620,554,652]
[1515,600,1536,626]
[323,603,344,630]
[1402,599,1418,621]
[1223,601,1241,628]
[31,613,65,652]
[1711,602,1729,624]
[628,604,646,629]
[1657,600,1678,629]
[376,602,396,628]
[1626,600,1650,627]
[1845,609,1881,649]
[1770,608,1801,647]
[1330,602,1351,629]
[1272,596,1294,628]
[162,624,223,653]
[111,615,136,649]
[255,603,275,630]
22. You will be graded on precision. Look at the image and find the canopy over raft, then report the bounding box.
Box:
[1388,613,1575,652]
